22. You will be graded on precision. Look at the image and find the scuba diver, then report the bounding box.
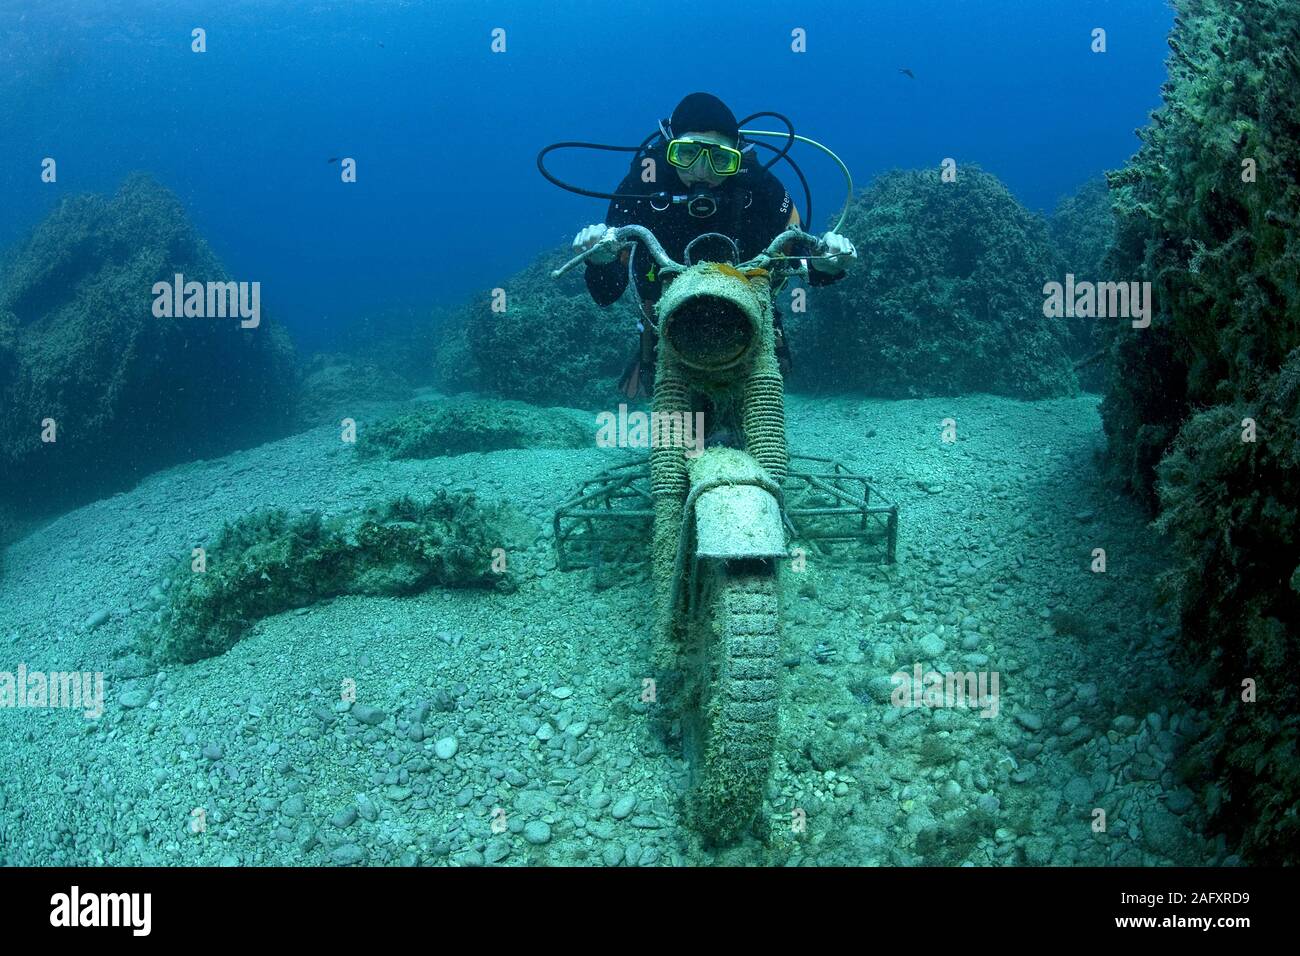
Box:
[541,92,857,398]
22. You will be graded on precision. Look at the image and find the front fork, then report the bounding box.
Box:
[648,284,788,656]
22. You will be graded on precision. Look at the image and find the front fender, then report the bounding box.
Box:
[694,482,786,560]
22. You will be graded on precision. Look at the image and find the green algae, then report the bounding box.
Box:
[145,492,513,665]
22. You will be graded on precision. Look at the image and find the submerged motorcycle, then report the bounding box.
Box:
[544,119,888,843]
[554,223,845,843]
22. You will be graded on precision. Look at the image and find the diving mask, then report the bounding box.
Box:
[666,138,743,176]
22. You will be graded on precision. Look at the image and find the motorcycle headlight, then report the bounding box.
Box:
[657,265,764,372]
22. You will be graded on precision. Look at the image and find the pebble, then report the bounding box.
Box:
[1014,712,1042,732]
[202,743,224,761]
[918,633,946,658]
[119,689,149,709]
[524,821,552,845]
[602,844,623,866]
[1024,836,1055,865]
[331,844,364,865]
[434,736,459,760]
[504,768,528,787]
[351,704,387,726]
[1165,788,1194,815]
[551,686,574,699]
[355,795,378,822]
[330,807,358,829]
[84,609,111,630]
[611,795,637,820]
[1063,776,1095,806]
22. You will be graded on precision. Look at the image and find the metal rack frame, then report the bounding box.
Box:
[552,453,897,571]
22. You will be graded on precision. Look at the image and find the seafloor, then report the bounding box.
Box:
[0,392,1219,866]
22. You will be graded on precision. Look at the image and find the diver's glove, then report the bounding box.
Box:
[810,231,857,273]
[574,223,618,266]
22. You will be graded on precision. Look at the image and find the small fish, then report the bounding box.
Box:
[899,68,915,79]
[327,157,340,164]
[377,41,385,48]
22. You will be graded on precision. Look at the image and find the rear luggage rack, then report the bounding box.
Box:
[553,453,897,574]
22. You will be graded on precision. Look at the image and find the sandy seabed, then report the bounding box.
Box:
[0,392,1224,866]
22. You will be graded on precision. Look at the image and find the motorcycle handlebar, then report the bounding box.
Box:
[551,225,834,279]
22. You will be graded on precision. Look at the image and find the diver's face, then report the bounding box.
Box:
[674,130,734,188]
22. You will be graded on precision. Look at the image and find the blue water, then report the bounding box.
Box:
[0,0,1173,352]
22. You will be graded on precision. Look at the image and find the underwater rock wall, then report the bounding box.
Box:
[791,166,1077,399]
[0,174,299,511]
[435,247,634,408]
[1102,0,1300,861]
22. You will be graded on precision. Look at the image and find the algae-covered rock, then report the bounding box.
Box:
[430,318,481,396]
[1101,0,1300,504]
[356,397,590,459]
[146,492,512,664]
[1153,351,1300,862]
[454,247,635,406]
[1100,0,1300,863]
[1049,176,1120,388]
[792,166,1076,398]
[0,174,298,509]
[298,352,413,423]
[1049,177,1118,288]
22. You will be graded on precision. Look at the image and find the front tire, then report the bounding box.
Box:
[684,559,781,845]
